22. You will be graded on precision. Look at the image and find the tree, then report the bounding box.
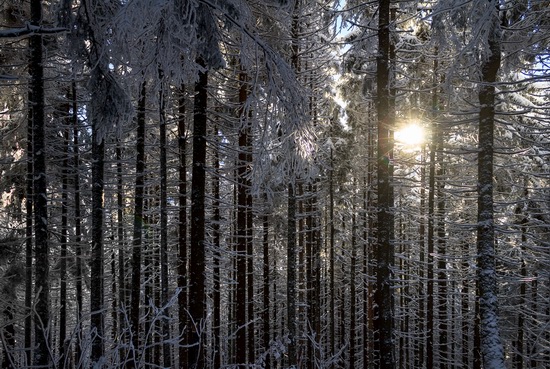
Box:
[476,3,506,369]
[129,80,147,369]
[374,1,395,368]
[29,0,50,366]
[188,58,208,369]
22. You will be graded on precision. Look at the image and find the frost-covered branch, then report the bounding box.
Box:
[0,24,66,38]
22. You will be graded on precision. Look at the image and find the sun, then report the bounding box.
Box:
[395,123,425,147]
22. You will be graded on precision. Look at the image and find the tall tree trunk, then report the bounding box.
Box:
[416,145,426,369]
[350,209,357,369]
[73,82,83,367]
[287,2,301,366]
[262,196,271,369]
[90,119,105,368]
[177,86,188,369]
[59,121,69,369]
[329,147,336,365]
[158,76,172,369]
[374,0,395,368]
[306,182,320,369]
[514,193,528,369]
[29,0,50,365]
[212,124,221,369]
[116,141,126,363]
[236,69,250,366]
[188,60,208,369]
[476,5,505,369]
[426,134,435,369]
[246,135,254,365]
[287,181,297,368]
[129,81,147,369]
[25,83,34,368]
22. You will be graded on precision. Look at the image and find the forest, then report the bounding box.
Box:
[0,0,549,368]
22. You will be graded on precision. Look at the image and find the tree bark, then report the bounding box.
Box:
[188,60,208,369]
[374,0,395,368]
[236,69,250,366]
[129,80,147,369]
[73,82,83,367]
[177,86,188,369]
[90,119,105,368]
[29,0,50,365]
[262,196,271,369]
[212,124,221,369]
[159,78,171,368]
[476,4,505,369]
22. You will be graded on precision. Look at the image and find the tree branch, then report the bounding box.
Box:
[0,24,66,39]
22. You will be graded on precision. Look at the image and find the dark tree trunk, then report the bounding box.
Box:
[514,197,528,369]
[236,70,249,366]
[188,61,208,369]
[476,6,505,369]
[329,147,336,366]
[287,3,300,365]
[212,124,221,369]
[287,182,297,368]
[349,210,357,369]
[262,196,270,369]
[25,83,34,368]
[116,142,126,363]
[29,0,50,365]
[158,77,172,369]
[373,0,395,368]
[177,86,188,369]
[417,146,426,369]
[59,121,70,369]
[73,82,83,367]
[306,183,320,369]
[90,122,105,368]
[129,81,147,369]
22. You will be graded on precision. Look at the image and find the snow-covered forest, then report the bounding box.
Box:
[1,0,549,368]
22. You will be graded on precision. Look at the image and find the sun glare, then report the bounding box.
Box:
[395,124,425,147]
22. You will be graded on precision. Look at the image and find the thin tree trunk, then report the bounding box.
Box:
[177,86,188,369]
[73,82,83,367]
[90,121,105,368]
[374,0,395,368]
[236,69,249,366]
[246,133,254,364]
[30,0,50,365]
[25,91,33,367]
[262,196,270,369]
[129,81,147,369]
[212,124,221,369]
[350,209,357,369]
[287,181,297,368]
[476,5,505,369]
[329,147,335,365]
[59,122,69,369]
[116,142,126,364]
[158,76,172,369]
[514,199,527,369]
[426,126,435,369]
[416,145,426,369]
[287,2,300,365]
[188,60,208,369]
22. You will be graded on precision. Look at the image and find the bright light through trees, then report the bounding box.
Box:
[395,123,425,147]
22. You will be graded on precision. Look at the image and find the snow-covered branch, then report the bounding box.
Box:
[0,24,66,38]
